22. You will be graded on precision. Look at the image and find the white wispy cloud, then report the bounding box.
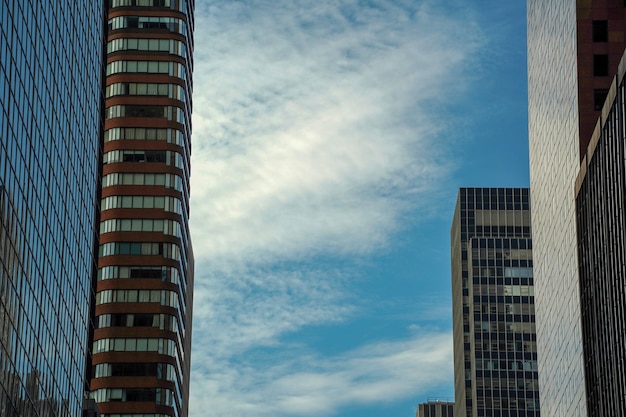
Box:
[188,0,480,415]
[190,0,480,266]
[190,328,453,417]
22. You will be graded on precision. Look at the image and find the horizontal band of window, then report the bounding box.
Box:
[101,172,184,191]
[110,0,185,11]
[95,313,179,334]
[108,16,186,35]
[107,38,186,57]
[103,149,185,169]
[93,337,177,355]
[105,105,186,124]
[90,387,176,406]
[96,289,179,308]
[104,127,185,144]
[105,82,185,101]
[99,242,182,260]
[106,60,186,79]
[101,195,183,214]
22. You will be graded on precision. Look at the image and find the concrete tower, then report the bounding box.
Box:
[90,1,195,416]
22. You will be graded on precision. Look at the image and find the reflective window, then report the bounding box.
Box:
[105,105,186,124]
[96,289,179,308]
[0,1,103,415]
[96,313,178,331]
[106,60,186,79]
[101,172,184,191]
[91,388,175,406]
[110,0,185,11]
[93,362,177,382]
[104,127,185,144]
[103,149,185,169]
[107,38,186,57]
[98,265,182,284]
[98,242,182,260]
[101,414,172,417]
[100,218,183,237]
[109,16,186,35]
[101,195,183,215]
[93,338,177,355]
[106,82,185,101]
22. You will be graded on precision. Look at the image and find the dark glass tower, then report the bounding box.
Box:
[0,1,104,416]
[575,49,626,417]
[451,188,540,417]
[90,1,194,417]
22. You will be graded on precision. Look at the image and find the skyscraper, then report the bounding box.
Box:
[527,2,626,417]
[89,1,195,416]
[575,48,626,417]
[0,1,104,416]
[417,399,454,417]
[451,188,540,417]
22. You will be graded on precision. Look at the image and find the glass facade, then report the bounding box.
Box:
[575,49,626,417]
[90,1,194,417]
[451,188,540,417]
[0,1,104,416]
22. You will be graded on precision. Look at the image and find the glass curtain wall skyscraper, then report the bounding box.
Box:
[0,1,104,416]
[575,48,626,417]
[451,188,539,417]
[90,1,195,417]
[527,2,626,417]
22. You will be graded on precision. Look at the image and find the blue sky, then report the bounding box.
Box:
[188,1,528,416]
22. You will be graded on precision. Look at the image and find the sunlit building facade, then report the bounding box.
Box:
[90,1,195,417]
[0,1,104,416]
[527,1,626,417]
[451,188,539,417]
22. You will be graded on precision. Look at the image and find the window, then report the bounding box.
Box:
[101,172,184,191]
[593,54,609,76]
[92,337,177,355]
[105,105,186,124]
[108,16,187,35]
[594,89,609,111]
[105,83,185,101]
[100,195,183,215]
[106,38,186,57]
[592,20,608,42]
[103,127,185,144]
[106,60,186,79]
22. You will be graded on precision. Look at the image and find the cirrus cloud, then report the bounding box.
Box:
[189,0,481,415]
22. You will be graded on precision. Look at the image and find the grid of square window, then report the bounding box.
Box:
[0,1,104,416]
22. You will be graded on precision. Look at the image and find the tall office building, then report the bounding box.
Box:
[527,2,626,417]
[90,1,195,417]
[417,399,454,417]
[0,1,104,416]
[451,188,540,417]
[575,49,626,417]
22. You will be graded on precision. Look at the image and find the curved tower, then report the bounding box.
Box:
[90,1,194,417]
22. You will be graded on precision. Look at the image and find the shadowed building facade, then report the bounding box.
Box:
[575,48,626,417]
[451,188,539,417]
[0,1,104,416]
[417,399,454,417]
[89,1,195,416]
[528,2,626,417]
